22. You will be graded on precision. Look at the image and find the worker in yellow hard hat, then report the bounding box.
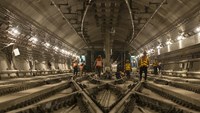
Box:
[153,59,159,75]
[138,51,149,81]
[124,59,132,79]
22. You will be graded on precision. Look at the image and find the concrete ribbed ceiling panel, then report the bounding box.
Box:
[132,0,200,50]
[1,0,86,50]
[2,0,200,53]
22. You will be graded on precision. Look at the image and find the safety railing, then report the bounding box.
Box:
[161,70,173,75]
[172,71,187,77]
[186,71,200,78]
[161,70,200,78]
[0,69,70,80]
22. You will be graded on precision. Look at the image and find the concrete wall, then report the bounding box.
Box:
[54,62,58,70]
[189,61,200,71]
[58,63,66,70]
[36,61,48,70]
[163,63,184,71]
[0,52,8,70]
[154,33,200,78]
[156,34,200,55]
[14,57,29,70]
[0,51,72,72]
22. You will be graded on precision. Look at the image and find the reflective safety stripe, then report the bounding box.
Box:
[125,63,131,70]
[140,57,149,67]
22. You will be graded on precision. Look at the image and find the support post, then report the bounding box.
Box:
[104,33,111,71]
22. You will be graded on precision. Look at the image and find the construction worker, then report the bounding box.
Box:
[95,55,103,77]
[79,63,84,76]
[138,51,149,81]
[72,59,78,76]
[153,59,159,75]
[111,61,117,73]
[124,59,132,79]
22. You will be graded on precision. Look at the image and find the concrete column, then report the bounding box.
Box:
[104,33,111,69]
[32,60,36,70]
[0,53,8,70]
[58,63,62,70]
[14,57,29,70]
[65,62,69,70]
[67,58,71,70]
[1,45,15,70]
[39,61,47,70]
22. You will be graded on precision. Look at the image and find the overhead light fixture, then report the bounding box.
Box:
[44,42,50,47]
[54,46,59,50]
[30,36,38,44]
[61,49,65,54]
[195,27,200,32]
[166,39,172,45]
[177,35,185,41]
[8,27,20,37]
[64,50,69,55]
[5,43,15,47]
[131,56,136,58]
[147,49,154,54]
[68,52,71,56]
[156,44,162,49]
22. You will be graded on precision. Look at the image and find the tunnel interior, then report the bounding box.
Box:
[1,0,200,113]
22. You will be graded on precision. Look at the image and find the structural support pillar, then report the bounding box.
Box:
[104,33,111,71]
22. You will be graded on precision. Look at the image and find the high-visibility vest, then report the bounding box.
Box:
[96,60,102,67]
[125,63,131,71]
[140,56,149,67]
[73,62,78,67]
[153,61,158,67]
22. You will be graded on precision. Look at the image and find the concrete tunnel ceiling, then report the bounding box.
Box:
[1,0,200,55]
